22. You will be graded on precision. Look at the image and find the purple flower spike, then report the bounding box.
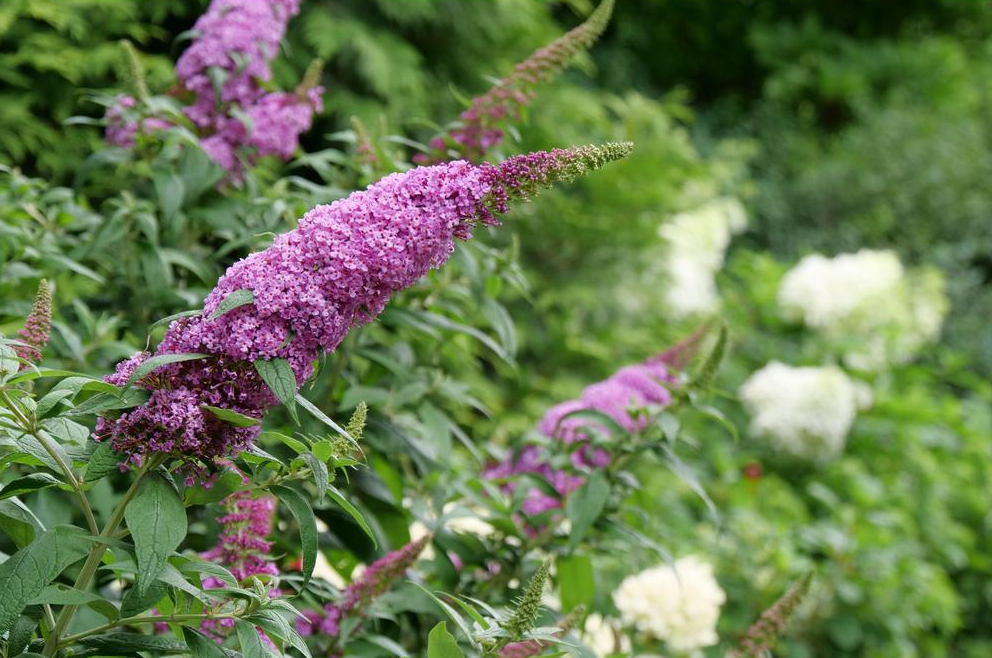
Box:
[15,280,52,366]
[97,144,631,471]
[298,536,430,640]
[200,491,279,587]
[416,0,614,164]
[487,338,688,518]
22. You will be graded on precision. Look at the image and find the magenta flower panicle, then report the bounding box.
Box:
[200,491,280,587]
[104,95,173,149]
[176,0,301,127]
[296,535,430,639]
[416,0,615,164]
[486,334,685,517]
[97,143,631,472]
[197,492,280,643]
[730,572,814,658]
[171,0,320,175]
[15,279,52,366]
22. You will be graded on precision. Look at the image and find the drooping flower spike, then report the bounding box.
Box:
[416,0,615,164]
[15,280,52,367]
[197,491,280,642]
[730,573,814,658]
[176,0,301,127]
[296,535,430,639]
[485,329,708,517]
[96,143,632,469]
[107,0,322,175]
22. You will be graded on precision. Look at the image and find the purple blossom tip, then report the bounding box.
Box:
[16,279,52,366]
[422,0,615,163]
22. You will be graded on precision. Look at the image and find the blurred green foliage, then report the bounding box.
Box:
[2,0,991,656]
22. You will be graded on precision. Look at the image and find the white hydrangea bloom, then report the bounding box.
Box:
[613,556,725,655]
[778,249,948,369]
[583,614,631,657]
[739,361,870,461]
[659,197,747,318]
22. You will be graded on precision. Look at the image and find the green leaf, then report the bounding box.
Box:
[201,405,261,428]
[7,613,40,657]
[180,558,238,589]
[296,395,356,447]
[0,473,62,500]
[120,579,169,618]
[272,485,317,592]
[154,171,185,221]
[184,467,244,506]
[79,632,188,654]
[125,474,187,595]
[236,619,272,658]
[254,358,297,422]
[249,609,313,658]
[65,387,149,417]
[327,484,376,547]
[557,554,595,613]
[126,353,209,389]
[41,417,89,446]
[302,453,329,504]
[85,442,124,482]
[0,525,92,634]
[565,473,609,548]
[0,499,41,547]
[148,309,202,333]
[29,584,119,620]
[209,289,255,321]
[411,584,475,644]
[427,622,464,658]
[184,627,229,658]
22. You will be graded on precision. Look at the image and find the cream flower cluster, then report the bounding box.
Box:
[583,613,631,657]
[614,556,725,654]
[739,361,872,461]
[778,249,948,369]
[659,197,747,318]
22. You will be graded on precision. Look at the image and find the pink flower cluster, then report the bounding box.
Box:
[415,0,614,164]
[198,491,280,642]
[105,0,321,175]
[176,0,322,174]
[176,0,300,119]
[201,491,280,586]
[297,536,429,639]
[485,349,677,517]
[96,144,631,469]
[15,280,51,366]
[104,96,173,149]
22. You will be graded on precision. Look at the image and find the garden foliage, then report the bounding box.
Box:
[1,2,990,658]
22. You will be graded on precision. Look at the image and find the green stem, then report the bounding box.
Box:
[58,611,240,647]
[0,389,99,535]
[42,456,164,656]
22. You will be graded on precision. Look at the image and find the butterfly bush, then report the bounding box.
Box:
[777,249,948,370]
[485,343,681,517]
[95,143,632,470]
[416,0,614,164]
[296,536,429,639]
[104,95,173,149]
[739,361,872,462]
[198,491,280,640]
[105,0,322,175]
[614,556,726,655]
[14,279,51,365]
[201,491,280,587]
